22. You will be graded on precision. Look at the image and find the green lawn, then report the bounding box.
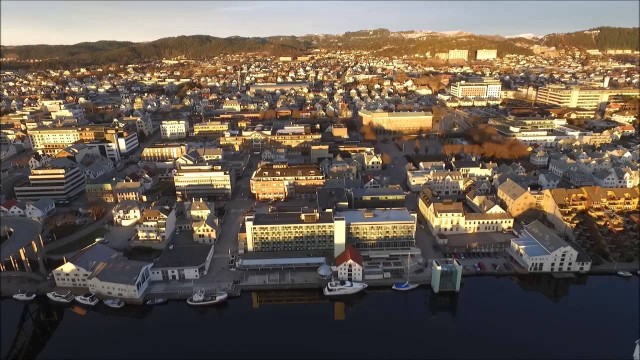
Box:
[47,228,109,256]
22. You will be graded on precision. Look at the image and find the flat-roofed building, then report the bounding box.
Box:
[250,163,325,201]
[28,127,80,156]
[141,144,188,162]
[160,120,188,140]
[245,209,346,257]
[174,164,235,201]
[359,110,433,134]
[14,162,86,201]
[337,208,416,251]
[475,49,498,60]
[449,78,501,99]
[192,121,229,137]
[448,49,469,61]
[536,85,640,111]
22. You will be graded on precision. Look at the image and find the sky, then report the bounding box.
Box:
[1,1,639,45]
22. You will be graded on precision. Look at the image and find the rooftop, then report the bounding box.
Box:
[153,244,213,268]
[337,208,414,224]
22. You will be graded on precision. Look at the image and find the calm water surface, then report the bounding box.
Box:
[1,275,638,359]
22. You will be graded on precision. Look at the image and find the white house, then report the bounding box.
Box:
[538,172,561,190]
[0,199,26,217]
[53,244,119,288]
[160,120,188,140]
[530,150,549,167]
[507,220,591,273]
[192,214,220,244]
[112,200,142,226]
[25,198,55,223]
[335,245,364,282]
[150,244,214,281]
[87,258,153,300]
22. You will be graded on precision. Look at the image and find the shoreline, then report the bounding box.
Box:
[1,268,638,302]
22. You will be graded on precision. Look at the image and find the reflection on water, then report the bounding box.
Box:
[0,275,637,360]
[3,298,64,360]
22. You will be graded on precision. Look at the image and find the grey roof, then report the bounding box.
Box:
[69,243,119,271]
[522,220,568,253]
[316,187,349,210]
[252,211,335,226]
[0,217,42,260]
[592,169,612,180]
[88,257,151,285]
[153,244,213,269]
[337,208,414,224]
[498,178,527,200]
[112,200,141,213]
[352,186,405,198]
[29,198,55,212]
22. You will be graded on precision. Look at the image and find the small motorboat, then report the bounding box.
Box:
[323,280,368,296]
[392,281,420,291]
[46,291,74,303]
[75,293,99,306]
[13,290,37,301]
[617,271,633,277]
[103,299,125,309]
[146,298,168,306]
[186,289,228,306]
[633,339,639,360]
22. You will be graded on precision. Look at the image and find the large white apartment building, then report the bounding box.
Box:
[535,85,640,111]
[448,49,469,61]
[475,49,498,60]
[337,209,416,250]
[29,128,80,156]
[449,78,501,99]
[161,120,189,140]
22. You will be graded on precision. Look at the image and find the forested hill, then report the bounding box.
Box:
[541,27,640,51]
[1,27,637,69]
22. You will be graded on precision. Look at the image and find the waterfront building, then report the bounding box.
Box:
[150,244,214,281]
[507,220,592,273]
[160,120,189,140]
[337,208,417,251]
[174,164,235,201]
[87,257,152,300]
[431,258,462,293]
[52,244,118,288]
[335,245,364,282]
[244,209,346,257]
[359,110,433,134]
[419,189,514,235]
[250,163,325,201]
[14,161,86,201]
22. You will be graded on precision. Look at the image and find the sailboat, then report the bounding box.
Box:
[392,253,420,291]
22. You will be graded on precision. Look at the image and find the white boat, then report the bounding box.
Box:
[75,293,99,306]
[634,339,639,360]
[103,299,125,308]
[13,290,37,301]
[392,253,419,291]
[145,298,168,306]
[617,271,633,277]
[46,291,74,303]
[323,280,368,296]
[187,289,228,306]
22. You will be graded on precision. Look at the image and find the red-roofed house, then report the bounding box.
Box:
[0,199,26,217]
[335,245,364,282]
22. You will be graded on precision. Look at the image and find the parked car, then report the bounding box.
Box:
[473,264,481,272]
[477,262,486,271]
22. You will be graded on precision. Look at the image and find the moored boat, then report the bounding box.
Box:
[13,290,37,301]
[617,271,632,277]
[323,280,368,296]
[46,291,74,303]
[633,339,639,360]
[392,281,420,291]
[146,298,168,306]
[103,299,125,308]
[75,293,99,306]
[186,289,228,306]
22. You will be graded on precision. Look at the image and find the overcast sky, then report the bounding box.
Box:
[1,1,639,45]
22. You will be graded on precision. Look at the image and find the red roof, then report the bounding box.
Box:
[335,245,364,267]
[1,199,18,210]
